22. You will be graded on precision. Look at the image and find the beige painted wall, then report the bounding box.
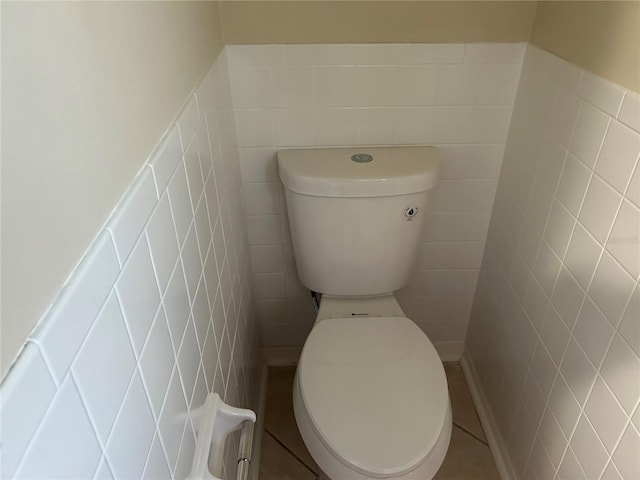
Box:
[1,1,223,377]
[220,1,537,44]
[530,1,640,91]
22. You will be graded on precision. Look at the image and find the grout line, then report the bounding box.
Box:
[453,422,490,447]
[264,429,318,476]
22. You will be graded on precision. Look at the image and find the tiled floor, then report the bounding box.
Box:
[258,362,500,480]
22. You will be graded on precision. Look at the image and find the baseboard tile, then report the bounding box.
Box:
[434,341,465,361]
[250,364,268,480]
[261,346,301,366]
[461,354,517,480]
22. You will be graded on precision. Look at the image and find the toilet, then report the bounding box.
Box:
[277,147,452,480]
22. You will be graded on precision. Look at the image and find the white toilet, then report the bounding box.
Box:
[277,147,452,480]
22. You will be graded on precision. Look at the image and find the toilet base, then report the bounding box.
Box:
[293,369,452,480]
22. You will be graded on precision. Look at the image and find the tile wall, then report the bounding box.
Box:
[466,45,640,479]
[0,50,260,480]
[227,43,525,356]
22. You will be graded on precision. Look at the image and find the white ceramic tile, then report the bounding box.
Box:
[612,423,640,479]
[556,153,592,216]
[227,45,284,66]
[15,377,101,480]
[183,135,204,207]
[544,200,575,258]
[146,193,180,293]
[432,106,473,143]
[570,413,609,480]
[476,63,521,106]
[229,67,273,108]
[626,161,640,207]
[538,409,566,469]
[584,376,628,453]
[116,235,161,355]
[345,43,407,65]
[551,267,585,329]
[595,120,640,194]
[174,423,196,479]
[148,126,183,195]
[163,259,191,349]
[423,211,491,242]
[284,44,350,66]
[437,145,504,179]
[560,337,597,406]
[607,199,640,278]
[404,43,465,64]
[618,92,640,133]
[272,66,313,107]
[354,66,397,107]
[194,195,212,260]
[275,108,315,146]
[247,215,282,245]
[139,307,175,418]
[177,319,200,407]
[73,293,136,444]
[579,72,626,118]
[36,232,120,381]
[234,109,277,147]
[313,108,357,145]
[417,242,484,270]
[181,222,203,303]
[618,285,640,356]
[600,333,640,415]
[94,457,114,480]
[573,296,614,368]
[108,167,158,264]
[355,108,395,145]
[432,179,498,212]
[252,273,286,299]
[540,307,571,366]
[158,367,188,472]
[564,222,602,289]
[546,95,581,152]
[412,270,479,296]
[0,344,56,479]
[168,162,195,246]
[578,174,622,245]
[569,101,610,168]
[602,460,623,480]
[557,445,586,480]
[588,251,636,326]
[393,65,438,106]
[204,170,221,229]
[177,97,200,149]
[435,64,478,106]
[142,434,171,480]
[464,42,526,64]
[549,374,582,439]
[238,148,279,183]
[249,244,285,273]
[533,241,562,297]
[105,371,156,480]
[470,106,512,144]
[313,66,358,106]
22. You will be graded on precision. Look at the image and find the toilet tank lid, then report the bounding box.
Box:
[278,147,440,197]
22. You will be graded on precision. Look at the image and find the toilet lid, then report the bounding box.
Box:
[298,316,449,478]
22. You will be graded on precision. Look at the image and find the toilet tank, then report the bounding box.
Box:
[278,147,440,296]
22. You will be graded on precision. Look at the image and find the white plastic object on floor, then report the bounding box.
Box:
[188,393,256,480]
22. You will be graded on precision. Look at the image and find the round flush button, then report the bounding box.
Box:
[351,153,373,163]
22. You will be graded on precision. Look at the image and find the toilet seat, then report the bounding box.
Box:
[297,316,450,478]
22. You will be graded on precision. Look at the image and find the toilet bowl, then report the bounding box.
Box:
[277,147,451,479]
[292,296,451,480]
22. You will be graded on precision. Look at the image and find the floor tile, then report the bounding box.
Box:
[258,433,316,480]
[433,425,501,480]
[444,361,487,443]
[264,367,319,473]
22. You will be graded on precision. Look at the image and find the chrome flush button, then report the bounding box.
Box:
[351,153,373,163]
